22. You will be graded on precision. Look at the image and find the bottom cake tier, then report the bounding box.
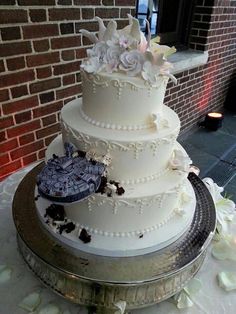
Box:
[35,135,196,257]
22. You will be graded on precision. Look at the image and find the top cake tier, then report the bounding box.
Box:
[79,16,176,130]
[81,70,169,130]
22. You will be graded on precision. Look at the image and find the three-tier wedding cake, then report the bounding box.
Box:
[35,16,196,257]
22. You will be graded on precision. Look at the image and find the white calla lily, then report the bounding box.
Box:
[202,177,236,235]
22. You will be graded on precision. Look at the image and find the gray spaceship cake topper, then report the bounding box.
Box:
[37,143,106,203]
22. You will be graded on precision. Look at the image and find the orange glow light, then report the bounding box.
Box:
[207,112,222,118]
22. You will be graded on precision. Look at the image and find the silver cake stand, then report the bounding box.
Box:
[12,163,216,313]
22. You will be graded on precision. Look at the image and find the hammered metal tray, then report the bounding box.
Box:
[12,163,216,311]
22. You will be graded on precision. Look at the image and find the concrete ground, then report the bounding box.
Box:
[180,110,236,202]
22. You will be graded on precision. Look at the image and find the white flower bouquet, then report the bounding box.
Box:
[80,15,177,86]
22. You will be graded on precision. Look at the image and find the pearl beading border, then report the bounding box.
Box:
[47,209,176,239]
[79,106,153,131]
[119,168,169,185]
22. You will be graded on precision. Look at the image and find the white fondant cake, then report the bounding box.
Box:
[36,16,196,256]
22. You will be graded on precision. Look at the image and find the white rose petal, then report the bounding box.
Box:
[114,300,126,314]
[217,271,236,291]
[38,303,61,314]
[18,292,41,312]
[0,265,12,283]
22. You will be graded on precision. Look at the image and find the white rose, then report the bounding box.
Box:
[119,50,144,76]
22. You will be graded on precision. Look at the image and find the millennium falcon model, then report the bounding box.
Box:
[37,143,106,203]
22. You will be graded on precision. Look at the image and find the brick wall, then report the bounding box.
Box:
[0,0,235,179]
[165,0,236,131]
[0,0,135,179]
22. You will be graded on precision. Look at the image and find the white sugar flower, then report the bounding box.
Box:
[151,112,169,131]
[119,50,144,76]
[202,177,236,234]
[169,149,192,172]
[87,41,108,62]
[105,46,123,73]
[80,57,103,74]
[142,61,161,85]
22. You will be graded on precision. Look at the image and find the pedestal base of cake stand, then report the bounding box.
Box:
[12,163,216,313]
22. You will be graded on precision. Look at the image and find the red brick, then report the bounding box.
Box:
[120,8,131,18]
[0,116,14,130]
[0,154,10,166]
[75,21,98,33]
[49,8,81,21]
[19,133,35,146]
[23,153,38,166]
[29,9,47,22]
[27,52,59,68]
[0,139,18,153]
[36,123,60,139]
[0,9,28,24]
[42,114,57,126]
[0,131,6,143]
[45,134,58,146]
[33,39,50,53]
[23,24,58,39]
[10,140,44,160]
[7,57,25,71]
[30,78,61,94]
[115,0,135,4]
[39,91,55,104]
[36,66,52,79]
[0,0,16,4]
[38,148,46,159]
[61,50,75,61]
[11,85,28,99]
[15,110,32,124]
[74,0,100,4]
[102,0,114,5]
[0,70,35,89]
[2,96,38,115]
[75,48,87,59]
[56,84,81,99]
[0,160,22,179]
[62,74,75,86]
[1,27,21,41]
[81,8,94,20]
[58,0,72,4]
[0,89,9,102]
[0,60,5,73]
[51,35,81,50]
[53,60,81,75]
[18,0,55,5]
[95,8,119,19]
[0,41,31,58]
[33,101,63,118]
[60,23,74,35]
[7,120,41,139]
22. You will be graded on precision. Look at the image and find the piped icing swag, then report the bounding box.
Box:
[80,15,177,86]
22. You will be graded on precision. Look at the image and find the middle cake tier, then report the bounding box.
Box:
[61,99,180,184]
